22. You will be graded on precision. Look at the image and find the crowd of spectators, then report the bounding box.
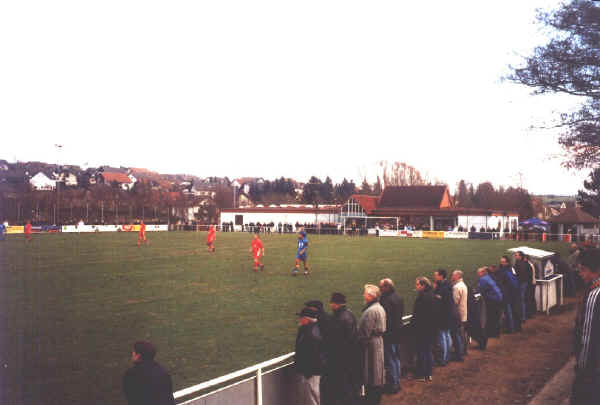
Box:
[289,248,591,405]
[121,244,598,405]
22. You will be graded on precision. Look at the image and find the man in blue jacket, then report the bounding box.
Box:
[477,267,503,338]
[497,256,522,333]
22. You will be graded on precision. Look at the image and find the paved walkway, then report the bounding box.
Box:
[527,357,574,405]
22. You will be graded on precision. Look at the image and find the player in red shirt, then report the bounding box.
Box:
[24,220,32,242]
[137,220,148,247]
[206,225,216,252]
[250,232,265,272]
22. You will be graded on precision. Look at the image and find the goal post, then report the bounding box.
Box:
[341,216,400,234]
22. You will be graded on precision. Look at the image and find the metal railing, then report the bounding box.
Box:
[174,352,295,404]
[174,315,416,404]
[173,297,496,404]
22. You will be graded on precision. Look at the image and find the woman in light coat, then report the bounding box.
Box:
[358,284,386,405]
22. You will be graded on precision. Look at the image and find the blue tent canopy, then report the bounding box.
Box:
[520,217,549,230]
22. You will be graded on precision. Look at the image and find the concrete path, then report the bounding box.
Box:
[528,357,574,405]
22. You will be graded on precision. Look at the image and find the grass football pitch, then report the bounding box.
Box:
[0,231,570,404]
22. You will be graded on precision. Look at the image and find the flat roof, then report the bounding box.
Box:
[507,246,555,259]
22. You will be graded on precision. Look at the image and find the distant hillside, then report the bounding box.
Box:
[535,195,577,207]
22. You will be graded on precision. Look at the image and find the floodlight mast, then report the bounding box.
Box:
[54,144,63,225]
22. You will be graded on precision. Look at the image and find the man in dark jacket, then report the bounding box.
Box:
[304,300,333,403]
[122,341,175,405]
[328,293,360,405]
[433,269,459,365]
[379,278,404,393]
[295,307,325,405]
[477,267,504,338]
[466,285,487,350]
[497,256,522,333]
[514,251,533,322]
[411,277,437,382]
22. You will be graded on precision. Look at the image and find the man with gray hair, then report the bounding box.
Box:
[379,278,404,394]
[451,270,468,359]
[294,307,325,405]
[358,284,386,405]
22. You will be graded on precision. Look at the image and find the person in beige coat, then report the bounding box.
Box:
[451,270,468,357]
[358,284,386,405]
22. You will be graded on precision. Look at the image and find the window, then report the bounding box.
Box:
[235,215,243,226]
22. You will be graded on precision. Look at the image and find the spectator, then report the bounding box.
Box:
[304,300,333,342]
[295,307,325,405]
[358,284,386,405]
[433,269,459,365]
[477,267,504,338]
[523,255,538,318]
[412,277,436,382]
[304,300,333,403]
[565,244,582,295]
[122,341,175,405]
[497,256,522,333]
[514,251,533,322]
[451,270,468,358]
[466,284,487,350]
[328,293,360,405]
[379,278,404,394]
[571,248,600,404]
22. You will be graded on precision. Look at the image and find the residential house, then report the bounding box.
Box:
[30,172,56,191]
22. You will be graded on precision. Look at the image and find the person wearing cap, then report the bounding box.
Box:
[328,292,360,405]
[358,284,386,404]
[294,306,325,405]
[304,300,333,345]
[292,230,310,276]
[304,300,334,403]
[379,278,404,394]
[122,341,175,405]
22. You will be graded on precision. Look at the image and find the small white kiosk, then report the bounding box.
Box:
[508,246,564,315]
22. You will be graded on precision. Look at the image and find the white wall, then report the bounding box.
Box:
[458,215,519,231]
[220,211,339,226]
[578,224,600,236]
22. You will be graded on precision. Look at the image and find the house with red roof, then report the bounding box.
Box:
[342,185,519,232]
[548,205,600,236]
[98,172,134,191]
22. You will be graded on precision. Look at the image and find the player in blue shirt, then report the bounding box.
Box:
[292,229,309,276]
[0,221,5,241]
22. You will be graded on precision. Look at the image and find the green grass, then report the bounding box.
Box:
[0,232,570,404]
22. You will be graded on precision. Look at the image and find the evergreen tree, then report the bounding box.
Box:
[360,178,372,194]
[373,176,383,195]
[578,168,600,217]
[322,176,334,202]
[456,180,472,207]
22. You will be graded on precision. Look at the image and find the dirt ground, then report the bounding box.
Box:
[384,299,577,405]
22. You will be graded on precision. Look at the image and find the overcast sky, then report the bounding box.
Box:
[0,0,590,195]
